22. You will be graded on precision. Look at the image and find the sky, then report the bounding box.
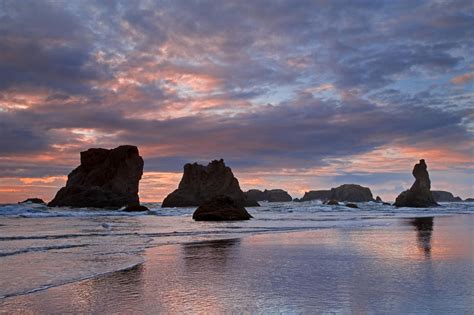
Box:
[0,0,473,203]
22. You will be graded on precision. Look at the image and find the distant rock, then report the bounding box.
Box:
[293,198,300,202]
[192,195,253,221]
[123,205,149,212]
[48,145,143,209]
[394,159,438,208]
[431,191,462,202]
[464,198,474,202]
[345,203,358,208]
[299,190,332,202]
[162,159,259,207]
[324,199,339,205]
[298,184,373,202]
[19,198,45,204]
[244,189,292,202]
[375,196,382,202]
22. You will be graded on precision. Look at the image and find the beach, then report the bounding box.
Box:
[1,208,472,314]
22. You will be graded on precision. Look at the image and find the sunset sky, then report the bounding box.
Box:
[0,0,473,203]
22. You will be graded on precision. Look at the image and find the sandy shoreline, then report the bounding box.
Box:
[1,214,473,314]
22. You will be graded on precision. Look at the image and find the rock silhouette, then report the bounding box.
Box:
[394,159,438,207]
[19,198,45,204]
[48,145,143,209]
[244,189,292,202]
[162,159,259,207]
[431,191,462,202]
[299,184,373,202]
[192,195,253,221]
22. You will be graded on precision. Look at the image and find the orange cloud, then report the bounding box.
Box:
[450,73,474,85]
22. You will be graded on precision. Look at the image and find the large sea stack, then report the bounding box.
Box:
[299,184,373,202]
[244,189,292,202]
[394,159,438,207]
[162,159,259,207]
[48,145,143,208]
[192,195,253,221]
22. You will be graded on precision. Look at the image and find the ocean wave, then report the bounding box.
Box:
[0,244,89,258]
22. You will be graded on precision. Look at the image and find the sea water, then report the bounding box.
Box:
[0,201,472,301]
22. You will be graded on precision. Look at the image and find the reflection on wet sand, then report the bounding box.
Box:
[182,238,241,269]
[410,217,434,258]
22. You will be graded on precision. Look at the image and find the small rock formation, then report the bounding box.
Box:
[394,159,438,208]
[162,159,259,207]
[19,198,45,204]
[464,198,474,202]
[244,189,292,202]
[431,191,462,202]
[48,145,144,209]
[192,195,253,221]
[123,205,149,212]
[375,196,382,202]
[324,199,340,205]
[345,203,358,208]
[298,190,332,202]
[298,184,373,202]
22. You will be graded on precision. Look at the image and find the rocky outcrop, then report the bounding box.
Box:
[298,184,373,202]
[192,195,253,221]
[48,145,144,209]
[123,205,149,212]
[298,190,332,202]
[244,189,292,202]
[431,191,462,202]
[324,199,339,205]
[394,159,438,208]
[464,198,474,202]
[19,198,45,204]
[162,159,259,207]
[375,196,382,202]
[345,203,359,208]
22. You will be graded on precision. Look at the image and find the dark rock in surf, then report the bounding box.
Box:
[244,189,292,202]
[345,203,359,208]
[464,198,474,202]
[324,199,340,205]
[162,159,259,208]
[375,196,382,202]
[123,204,149,212]
[19,198,45,204]
[394,159,438,208]
[48,145,144,209]
[431,191,462,202]
[192,195,253,221]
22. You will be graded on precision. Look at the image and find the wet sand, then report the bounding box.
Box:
[1,215,473,314]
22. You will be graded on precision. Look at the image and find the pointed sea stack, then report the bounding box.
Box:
[394,159,438,208]
[48,145,144,209]
[162,159,259,207]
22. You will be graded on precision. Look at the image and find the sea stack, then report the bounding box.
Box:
[431,191,462,202]
[244,189,292,202]
[394,159,438,207]
[48,145,144,209]
[162,159,259,207]
[192,195,253,221]
[299,184,373,202]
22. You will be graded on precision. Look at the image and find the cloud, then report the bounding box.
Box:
[0,0,472,201]
[451,73,474,85]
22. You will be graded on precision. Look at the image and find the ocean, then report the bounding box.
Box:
[0,201,472,313]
